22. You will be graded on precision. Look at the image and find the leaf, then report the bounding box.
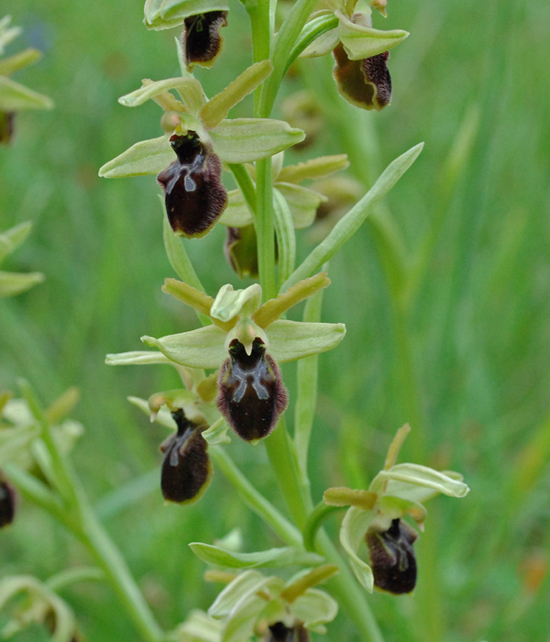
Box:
[200,60,273,129]
[141,325,227,369]
[267,319,346,363]
[0,270,44,298]
[99,136,174,178]
[340,507,376,591]
[337,11,409,61]
[0,76,53,111]
[190,543,324,569]
[211,118,305,163]
[282,142,424,291]
[273,188,296,288]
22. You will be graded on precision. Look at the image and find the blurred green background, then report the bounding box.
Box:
[1,0,549,640]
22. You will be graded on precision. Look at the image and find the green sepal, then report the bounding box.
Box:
[98,135,174,178]
[211,118,305,163]
[300,26,339,58]
[219,189,253,227]
[0,48,41,76]
[340,506,375,591]
[371,464,469,501]
[177,610,224,642]
[105,350,173,366]
[288,588,338,633]
[144,0,229,30]
[118,76,205,114]
[141,325,227,369]
[189,543,324,569]
[200,60,273,129]
[0,76,53,111]
[0,16,22,54]
[266,319,345,363]
[208,570,284,619]
[276,183,326,229]
[0,424,40,468]
[0,270,44,298]
[277,154,349,183]
[0,221,33,265]
[337,11,409,60]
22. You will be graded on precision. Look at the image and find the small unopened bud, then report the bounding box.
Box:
[0,473,17,528]
[224,225,259,279]
[333,44,392,111]
[157,132,228,238]
[217,338,288,442]
[160,409,212,504]
[183,12,228,68]
[366,518,418,594]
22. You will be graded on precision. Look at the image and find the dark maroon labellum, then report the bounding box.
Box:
[366,518,418,594]
[0,473,17,528]
[333,44,392,111]
[267,623,310,642]
[157,131,228,238]
[0,111,15,145]
[183,11,228,68]
[217,338,288,442]
[160,409,212,504]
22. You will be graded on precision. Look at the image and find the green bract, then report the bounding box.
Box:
[99,59,305,178]
[324,424,469,592]
[144,0,229,30]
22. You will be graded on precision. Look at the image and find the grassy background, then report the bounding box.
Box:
[1,0,549,640]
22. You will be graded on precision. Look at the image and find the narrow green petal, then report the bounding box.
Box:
[0,76,53,111]
[253,273,330,329]
[277,154,349,184]
[98,136,173,178]
[267,319,345,363]
[337,11,409,60]
[340,507,375,591]
[200,60,273,129]
[163,278,215,318]
[0,270,44,298]
[323,487,377,510]
[118,76,205,114]
[211,118,305,164]
[141,325,227,369]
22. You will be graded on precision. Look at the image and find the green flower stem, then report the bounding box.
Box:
[15,382,165,642]
[45,567,105,592]
[228,163,257,216]
[246,0,273,114]
[302,502,343,552]
[294,284,324,482]
[256,156,277,301]
[162,212,205,295]
[264,417,313,529]
[210,446,302,547]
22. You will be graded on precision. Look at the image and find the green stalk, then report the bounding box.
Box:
[256,156,277,301]
[210,446,302,547]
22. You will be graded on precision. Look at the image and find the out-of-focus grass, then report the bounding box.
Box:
[1,0,549,640]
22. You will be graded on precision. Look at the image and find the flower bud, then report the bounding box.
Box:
[157,131,228,238]
[217,338,288,442]
[224,225,259,279]
[266,623,310,642]
[160,409,212,504]
[0,111,15,145]
[366,518,418,594]
[333,43,392,111]
[0,473,17,528]
[182,12,228,68]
